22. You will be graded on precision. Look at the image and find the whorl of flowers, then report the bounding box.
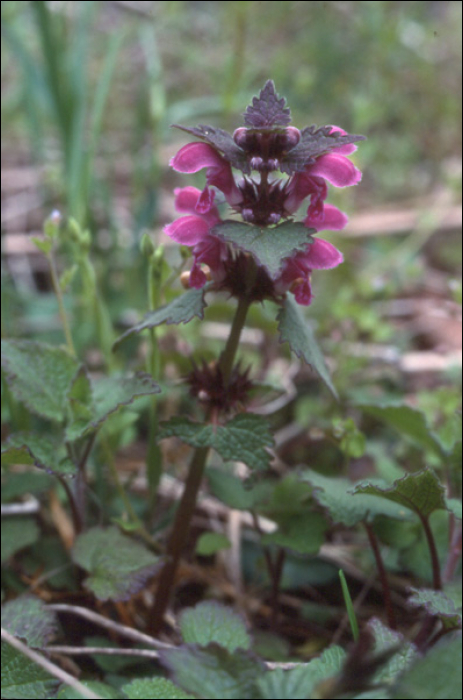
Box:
[164,81,364,306]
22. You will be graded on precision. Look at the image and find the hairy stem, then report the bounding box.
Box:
[150,295,251,633]
[364,521,396,629]
[419,513,442,590]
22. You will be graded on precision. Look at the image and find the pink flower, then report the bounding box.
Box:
[170,143,242,206]
[276,237,344,305]
[164,187,229,289]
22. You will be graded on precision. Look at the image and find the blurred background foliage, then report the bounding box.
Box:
[1,0,461,411]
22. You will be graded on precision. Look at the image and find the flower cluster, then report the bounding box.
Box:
[164,81,364,305]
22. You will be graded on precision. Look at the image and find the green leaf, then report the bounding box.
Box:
[367,618,417,684]
[159,414,274,471]
[57,681,122,698]
[277,295,337,397]
[122,678,196,700]
[262,511,328,555]
[160,644,263,700]
[1,340,79,422]
[1,519,39,563]
[1,642,58,699]
[206,468,256,510]
[72,526,162,601]
[391,638,462,699]
[408,588,462,630]
[352,468,448,520]
[302,471,414,527]
[358,402,447,460]
[180,602,251,652]
[2,432,76,476]
[195,532,231,556]
[446,497,462,520]
[113,288,208,350]
[257,646,346,699]
[212,220,314,278]
[1,596,58,648]
[66,371,161,441]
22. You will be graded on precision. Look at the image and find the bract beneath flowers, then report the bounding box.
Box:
[164,80,365,305]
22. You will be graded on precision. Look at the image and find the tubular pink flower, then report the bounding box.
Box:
[276,238,343,305]
[173,186,221,226]
[304,203,349,231]
[164,215,211,246]
[329,126,358,155]
[307,152,362,187]
[170,143,242,205]
[284,174,328,215]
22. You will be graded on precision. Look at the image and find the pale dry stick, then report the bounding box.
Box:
[47,645,159,659]
[48,604,174,650]
[1,627,102,700]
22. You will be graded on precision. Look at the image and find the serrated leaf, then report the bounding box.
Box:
[113,288,208,350]
[367,618,417,685]
[1,642,58,699]
[2,432,76,476]
[262,511,328,555]
[277,295,337,397]
[180,602,251,652]
[1,340,79,422]
[1,596,58,648]
[391,637,462,699]
[122,677,196,700]
[172,124,249,172]
[159,414,273,471]
[353,468,448,520]
[1,518,39,563]
[243,80,292,128]
[65,372,161,441]
[212,220,314,279]
[72,526,162,601]
[57,681,122,699]
[302,471,414,526]
[258,646,346,699]
[196,532,231,556]
[408,588,462,630]
[281,125,366,174]
[160,644,264,700]
[358,402,447,460]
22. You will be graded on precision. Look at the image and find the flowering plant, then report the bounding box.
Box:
[165,80,364,306]
[145,81,365,630]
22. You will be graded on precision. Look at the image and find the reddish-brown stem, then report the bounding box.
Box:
[150,445,210,634]
[419,513,442,590]
[270,548,286,628]
[363,521,396,629]
[443,520,462,584]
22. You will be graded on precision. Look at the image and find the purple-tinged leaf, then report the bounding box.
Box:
[160,644,264,700]
[212,220,314,279]
[72,526,162,602]
[180,602,251,652]
[277,295,337,397]
[302,470,413,527]
[1,340,79,423]
[281,125,366,174]
[65,371,161,442]
[408,587,462,630]
[113,288,208,350]
[367,618,417,684]
[1,596,58,649]
[243,80,292,128]
[172,124,249,172]
[2,433,76,476]
[352,468,448,520]
[158,413,274,471]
